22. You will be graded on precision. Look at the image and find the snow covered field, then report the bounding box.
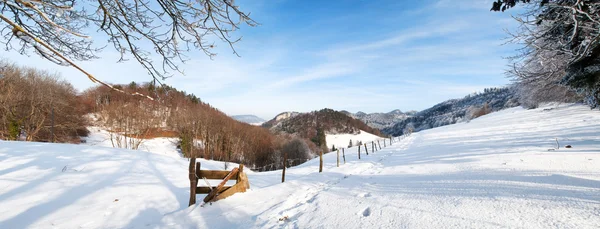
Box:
[84,126,182,157]
[1,104,599,228]
[325,130,383,150]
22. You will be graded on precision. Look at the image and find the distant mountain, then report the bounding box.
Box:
[348,110,412,129]
[382,87,520,136]
[264,108,383,140]
[231,115,266,125]
[261,111,300,129]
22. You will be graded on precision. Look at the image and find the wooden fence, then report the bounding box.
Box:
[186,134,409,206]
[282,135,409,183]
[188,160,250,206]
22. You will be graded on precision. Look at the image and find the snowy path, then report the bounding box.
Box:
[1,104,599,228]
[164,104,600,229]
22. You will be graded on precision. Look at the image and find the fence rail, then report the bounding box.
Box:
[250,134,411,174]
[280,134,410,182]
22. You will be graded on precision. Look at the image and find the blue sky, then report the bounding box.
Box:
[3,0,521,120]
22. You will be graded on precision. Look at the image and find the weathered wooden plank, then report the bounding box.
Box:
[319,151,323,172]
[196,186,231,194]
[197,170,239,180]
[188,158,197,206]
[282,153,287,183]
[195,162,201,185]
[336,149,339,167]
[203,167,239,203]
[237,164,244,183]
[214,182,245,201]
[213,166,249,201]
[239,170,250,190]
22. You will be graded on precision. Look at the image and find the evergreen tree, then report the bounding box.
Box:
[311,127,326,148]
[317,128,326,147]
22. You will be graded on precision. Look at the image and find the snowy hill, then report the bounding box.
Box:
[1,104,599,228]
[266,109,382,139]
[348,109,412,129]
[231,115,266,125]
[261,111,300,128]
[383,87,519,136]
[325,131,383,150]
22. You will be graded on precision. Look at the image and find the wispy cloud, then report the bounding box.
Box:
[320,19,472,57]
[264,62,360,90]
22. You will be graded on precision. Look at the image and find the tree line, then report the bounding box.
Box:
[81,81,318,170]
[0,61,89,142]
[383,87,519,136]
[0,61,318,170]
[269,108,384,152]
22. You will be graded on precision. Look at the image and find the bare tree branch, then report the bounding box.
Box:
[0,0,257,98]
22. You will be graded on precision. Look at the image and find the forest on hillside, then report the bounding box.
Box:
[383,87,521,136]
[268,109,384,150]
[0,62,320,170]
[0,62,89,143]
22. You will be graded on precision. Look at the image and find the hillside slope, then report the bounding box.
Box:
[344,109,413,129]
[383,87,519,136]
[261,111,301,129]
[1,104,599,228]
[325,131,383,150]
[267,108,382,138]
[82,84,284,169]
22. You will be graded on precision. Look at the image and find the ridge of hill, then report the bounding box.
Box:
[265,108,383,139]
[342,109,414,129]
[383,87,520,136]
[261,111,301,129]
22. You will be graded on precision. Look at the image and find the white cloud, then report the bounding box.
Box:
[264,62,360,90]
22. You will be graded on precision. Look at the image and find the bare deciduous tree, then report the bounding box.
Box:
[0,0,257,95]
[0,61,88,142]
[494,0,600,107]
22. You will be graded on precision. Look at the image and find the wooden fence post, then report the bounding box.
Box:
[384,139,386,147]
[336,149,340,167]
[188,158,197,206]
[378,140,382,150]
[364,143,369,155]
[282,152,287,183]
[319,151,323,173]
[342,148,346,164]
[372,141,375,152]
[390,137,393,145]
[358,144,361,159]
[195,162,200,187]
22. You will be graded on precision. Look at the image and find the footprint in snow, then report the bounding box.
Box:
[358,192,372,198]
[361,207,372,217]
